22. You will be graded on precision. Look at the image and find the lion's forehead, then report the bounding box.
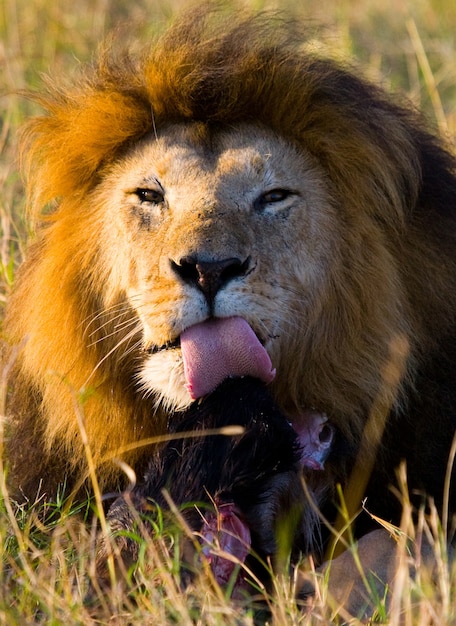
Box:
[110,123,311,201]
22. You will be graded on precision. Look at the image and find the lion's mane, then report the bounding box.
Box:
[5,6,456,517]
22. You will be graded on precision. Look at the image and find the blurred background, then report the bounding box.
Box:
[1,0,456,310]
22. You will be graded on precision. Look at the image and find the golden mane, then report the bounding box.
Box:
[6,5,456,503]
[22,8,420,228]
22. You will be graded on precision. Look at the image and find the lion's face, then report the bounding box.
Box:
[96,123,338,411]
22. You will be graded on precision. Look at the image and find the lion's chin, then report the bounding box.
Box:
[138,349,193,411]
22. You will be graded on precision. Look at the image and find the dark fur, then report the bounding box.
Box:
[94,378,333,590]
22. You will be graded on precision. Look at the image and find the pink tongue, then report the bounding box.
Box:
[180,317,276,400]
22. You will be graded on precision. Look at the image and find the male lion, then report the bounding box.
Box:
[4,4,456,587]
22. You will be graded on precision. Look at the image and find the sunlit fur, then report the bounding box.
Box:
[5,5,456,509]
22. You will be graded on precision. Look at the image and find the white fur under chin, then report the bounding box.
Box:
[138,350,193,411]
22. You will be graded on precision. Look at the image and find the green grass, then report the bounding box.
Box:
[0,469,454,625]
[1,0,456,623]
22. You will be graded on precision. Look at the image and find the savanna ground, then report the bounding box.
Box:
[1,0,456,623]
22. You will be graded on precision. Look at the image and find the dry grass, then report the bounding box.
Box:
[1,0,456,623]
[0,448,454,625]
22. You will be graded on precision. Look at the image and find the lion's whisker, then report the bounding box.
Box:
[86,316,141,345]
[85,326,144,385]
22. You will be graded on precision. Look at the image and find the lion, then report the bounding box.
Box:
[4,4,456,573]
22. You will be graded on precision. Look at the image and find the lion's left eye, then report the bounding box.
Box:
[136,188,165,204]
[263,189,290,203]
[254,188,292,211]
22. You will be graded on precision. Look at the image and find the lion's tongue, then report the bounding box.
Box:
[181,317,276,400]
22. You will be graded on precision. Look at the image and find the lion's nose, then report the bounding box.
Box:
[171,256,251,303]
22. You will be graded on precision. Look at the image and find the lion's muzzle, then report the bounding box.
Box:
[170,255,252,307]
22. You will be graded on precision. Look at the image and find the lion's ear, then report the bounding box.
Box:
[19,82,152,220]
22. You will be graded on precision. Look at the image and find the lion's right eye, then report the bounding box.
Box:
[135,188,165,204]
